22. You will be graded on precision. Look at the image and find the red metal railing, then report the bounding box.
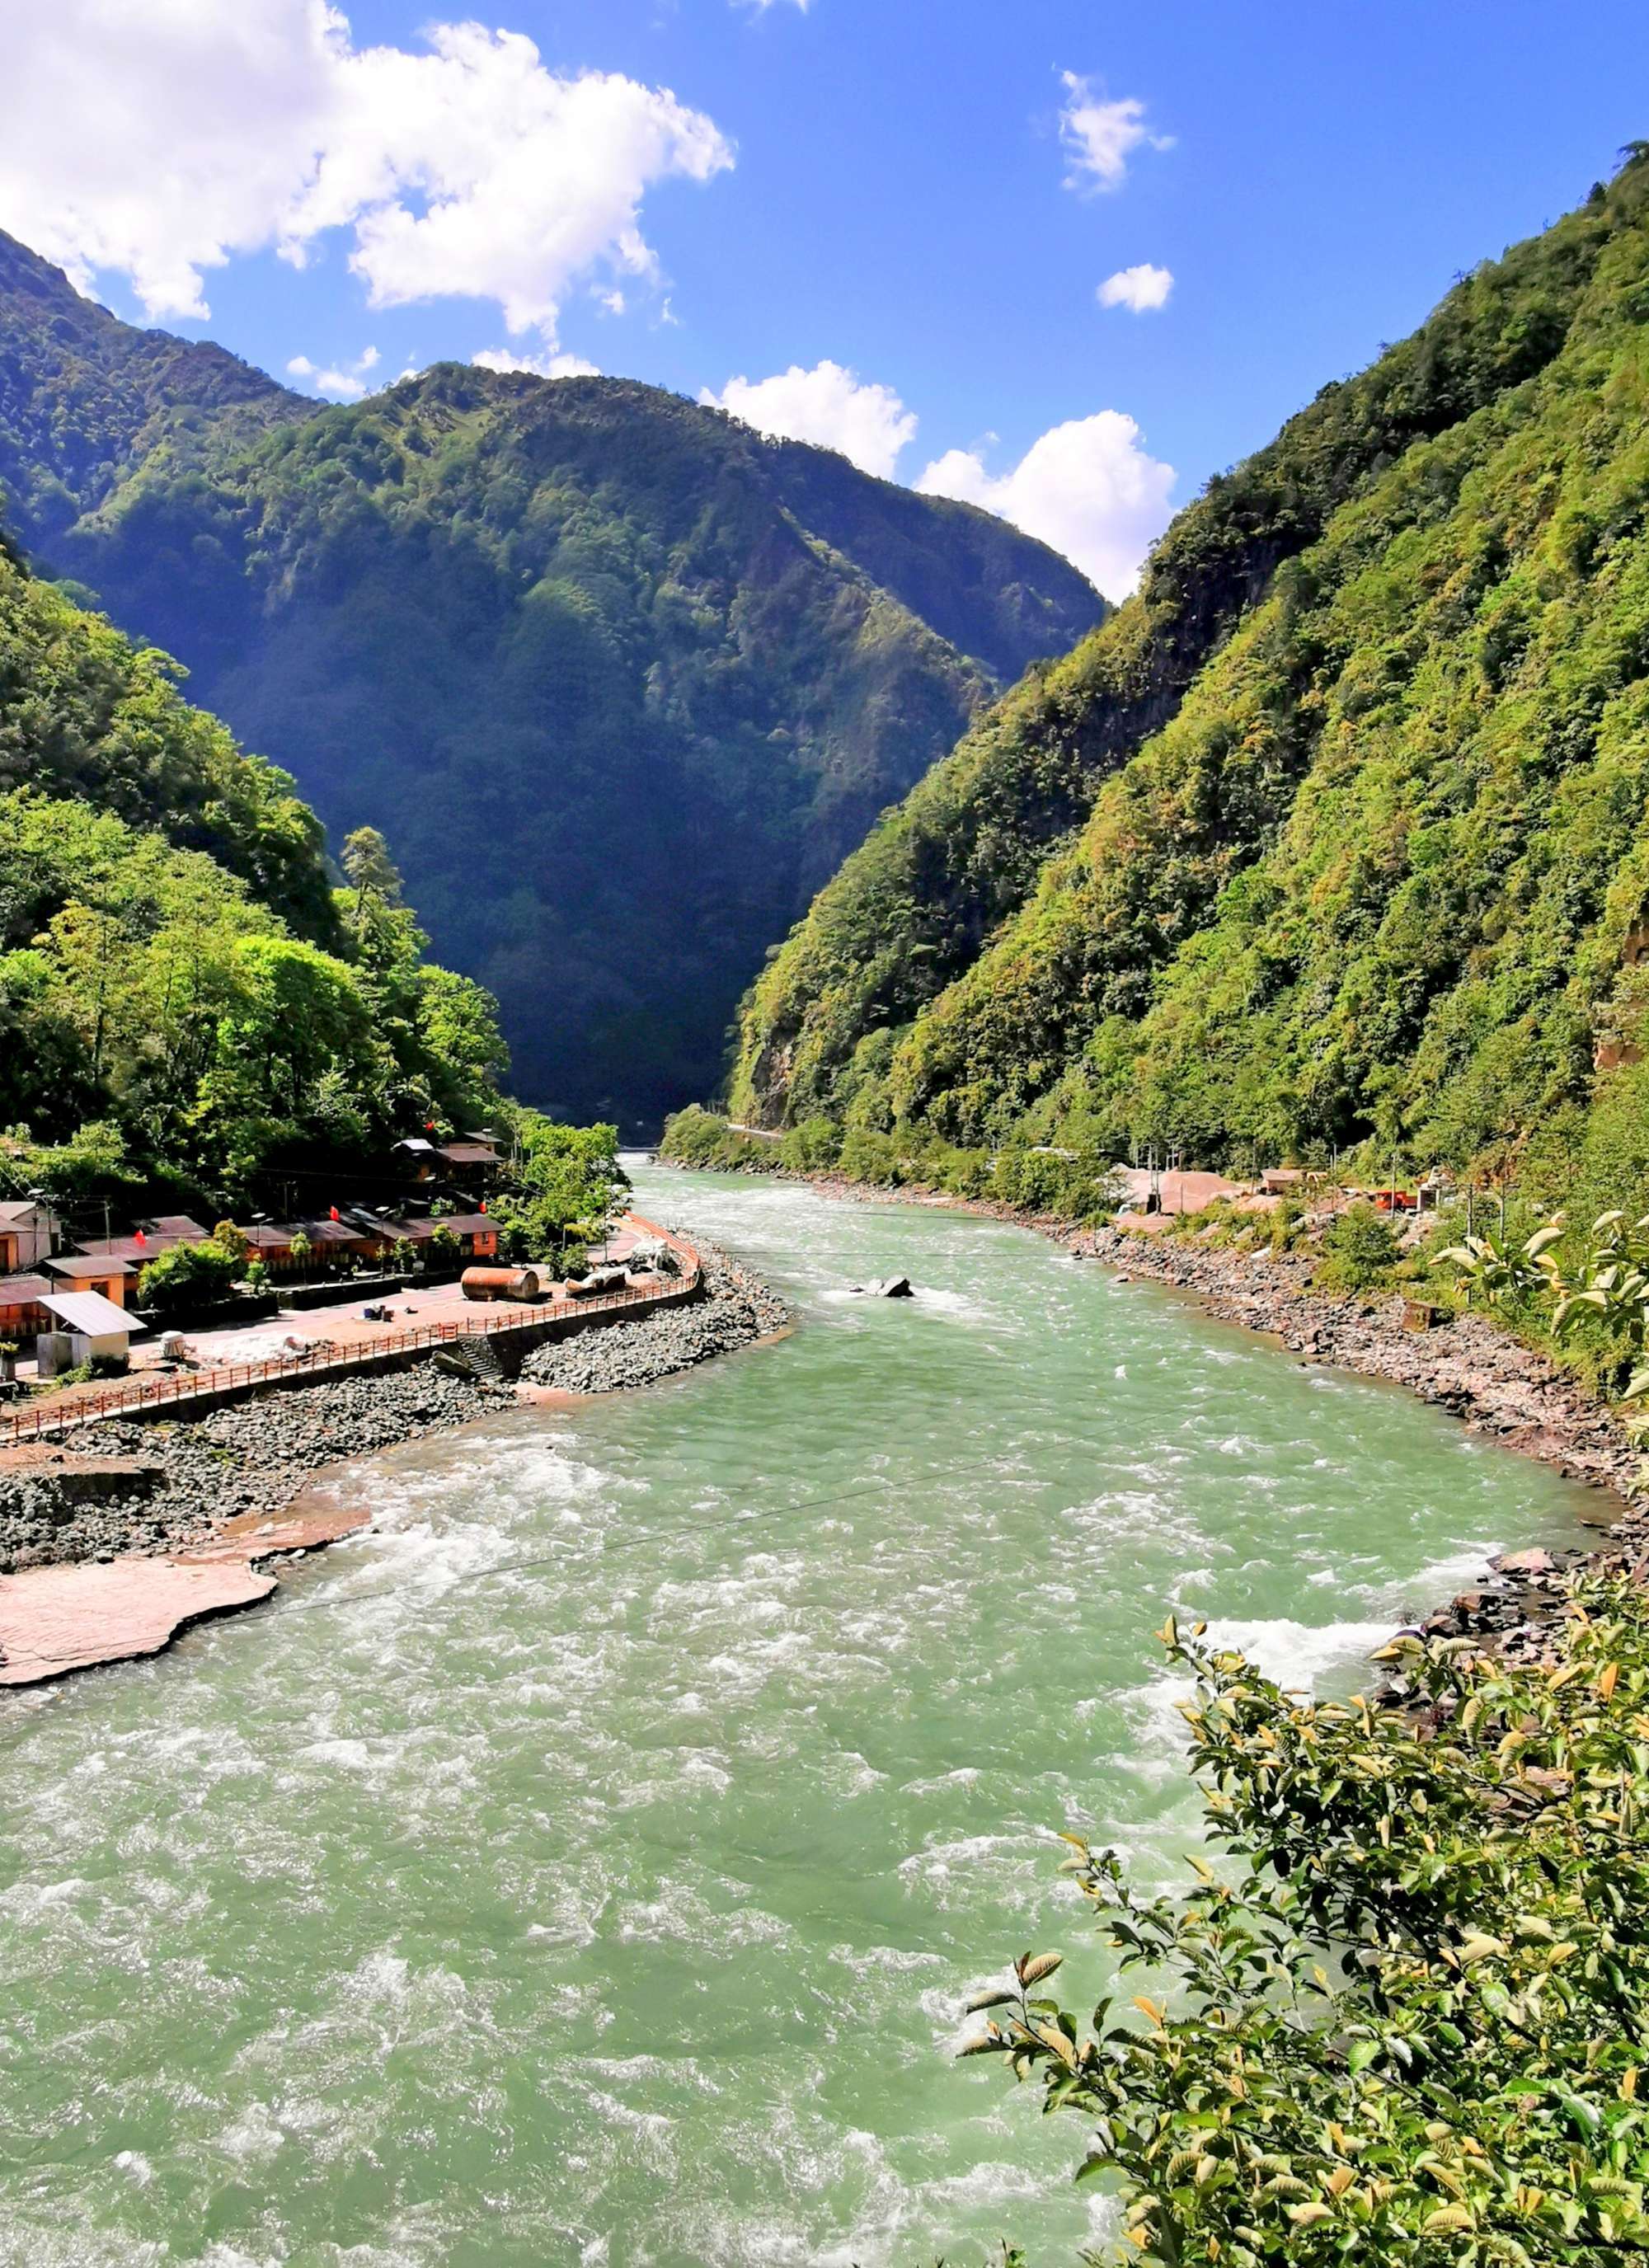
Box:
[0,1215,701,1447]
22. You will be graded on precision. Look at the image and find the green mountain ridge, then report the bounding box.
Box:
[0,231,1104,1123]
[728,152,1649,1205]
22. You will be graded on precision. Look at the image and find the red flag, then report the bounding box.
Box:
[329,1206,341,1222]
[425,1120,436,1132]
[134,1228,148,1247]
[478,1200,486,1214]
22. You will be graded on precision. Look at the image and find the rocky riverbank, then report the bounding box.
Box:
[520,1242,789,1394]
[0,1239,791,1584]
[0,1367,518,1576]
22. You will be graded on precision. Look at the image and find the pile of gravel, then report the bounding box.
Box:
[521,1241,788,1395]
[0,1366,514,1575]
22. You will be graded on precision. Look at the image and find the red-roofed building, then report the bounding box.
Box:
[439,1213,500,1259]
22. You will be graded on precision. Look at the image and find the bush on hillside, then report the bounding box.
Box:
[1315,1201,1401,1292]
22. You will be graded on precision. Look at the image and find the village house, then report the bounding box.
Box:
[1112,1167,1245,1218]
[240,1223,301,1272]
[44,1253,134,1308]
[441,1212,500,1260]
[74,1214,209,1268]
[436,1138,503,1193]
[394,1137,439,1182]
[0,1200,57,1275]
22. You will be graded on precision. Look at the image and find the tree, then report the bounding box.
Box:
[136,1238,240,1316]
[341,826,403,927]
[491,1115,623,1262]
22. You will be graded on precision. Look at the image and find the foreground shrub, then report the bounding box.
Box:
[963,1583,1649,2262]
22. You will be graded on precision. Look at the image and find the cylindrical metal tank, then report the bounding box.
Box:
[461,1265,540,1303]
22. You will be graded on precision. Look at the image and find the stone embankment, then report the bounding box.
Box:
[0,1234,788,1682]
[521,1243,788,1394]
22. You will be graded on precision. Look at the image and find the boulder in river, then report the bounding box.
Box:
[846,1275,914,1298]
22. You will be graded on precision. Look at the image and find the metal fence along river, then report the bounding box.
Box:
[0,1219,700,1447]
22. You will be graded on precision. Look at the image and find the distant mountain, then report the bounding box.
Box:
[0,232,1104,1122]
[729,153,1649,1209]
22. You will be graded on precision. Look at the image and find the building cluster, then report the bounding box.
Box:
[0,1134,506,1358]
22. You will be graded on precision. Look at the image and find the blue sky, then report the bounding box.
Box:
[2,0,1645,595]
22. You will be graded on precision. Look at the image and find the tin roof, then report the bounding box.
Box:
[0,1273,52,1305]
[75,1232,189,1263]
[39,1289,135,1336]
[242,1225,294,1250]
[298,1219,364,1245]
[440,1214,496,1236]
[439,1143,500,1166]
[0,1200,49,1226]
[45,1254,134,1280]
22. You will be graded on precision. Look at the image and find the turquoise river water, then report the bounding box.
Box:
[0,1163,1601,2267]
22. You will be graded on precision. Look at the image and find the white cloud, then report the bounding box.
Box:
[1059,73,1172,192]
[286,342,380,399]
[917,412,1175,600]
[473,345,599,379]
[0,0,732,358]
[1098,262,1173,312]
[702,360,917,480]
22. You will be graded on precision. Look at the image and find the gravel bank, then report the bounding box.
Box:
[0,1368,515,1575]
[521,1241,789,1394]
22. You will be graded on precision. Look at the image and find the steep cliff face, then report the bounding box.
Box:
[0,232,1104,1121]
[731,156,1649,1193]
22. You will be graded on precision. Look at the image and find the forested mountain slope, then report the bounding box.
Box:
[730,152,1649,1198]
[0,541,514,1208]
[0,232,1103,1121]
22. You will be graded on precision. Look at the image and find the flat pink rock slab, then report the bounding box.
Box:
[0,1557,275,1687]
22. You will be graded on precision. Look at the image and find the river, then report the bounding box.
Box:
[0,1164,1598,2267]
